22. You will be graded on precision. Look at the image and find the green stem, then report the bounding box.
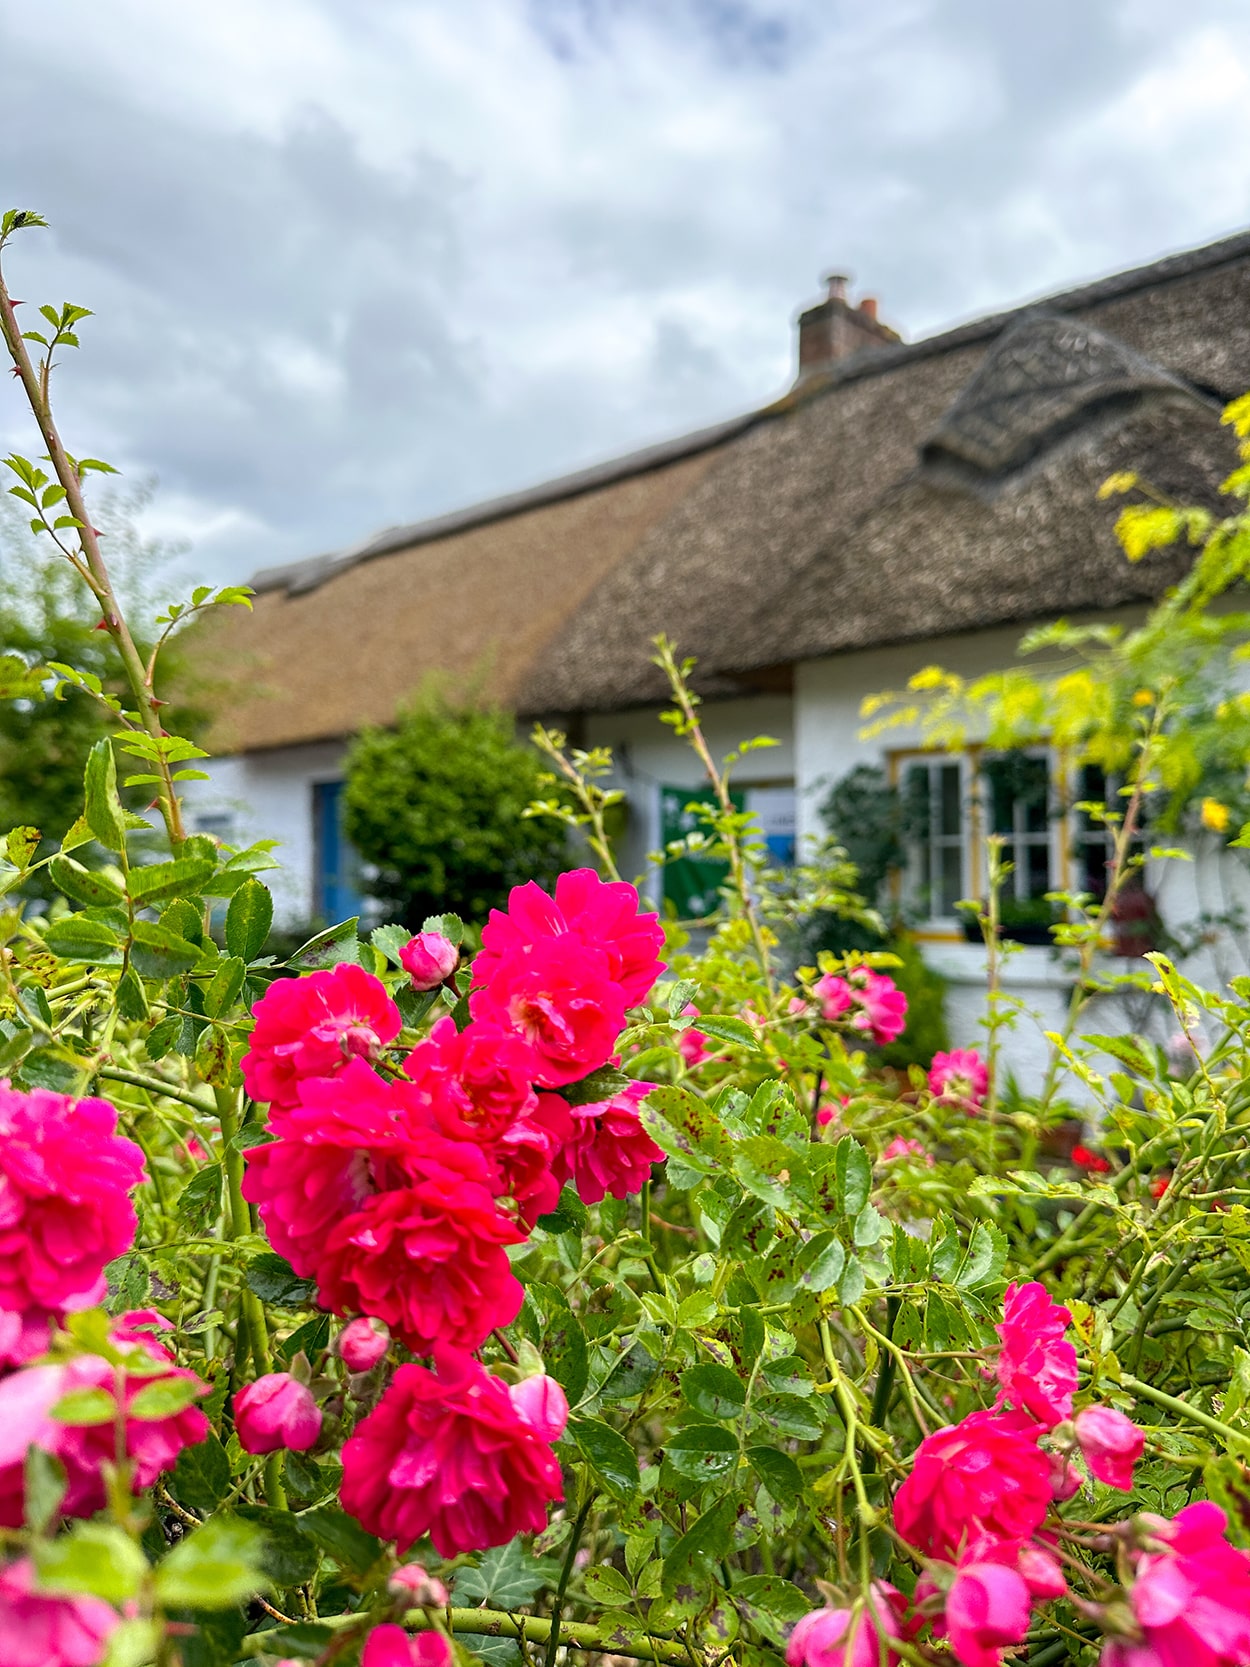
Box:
[243,1608,697,1664]
[545,1491,596,1667]
[1120,1372,1247,1447]
[97,1065,217,1116]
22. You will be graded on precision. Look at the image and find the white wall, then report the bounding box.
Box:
[183,741,350,929]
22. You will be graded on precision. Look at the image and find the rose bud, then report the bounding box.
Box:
[363,1626,452,1667]
[1074,1405,1146,1491]
[235,1371,322,1455]
[399,932,459,991]
[389,1563,450,1607]
[508,1374,570,1443]
[338,1316,391,1373]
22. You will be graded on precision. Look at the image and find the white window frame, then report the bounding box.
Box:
[893,750,976,928]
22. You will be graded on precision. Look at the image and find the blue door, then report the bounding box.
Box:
[312,780,363,923]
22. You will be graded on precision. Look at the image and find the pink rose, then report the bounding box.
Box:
[812,969,907,1047]
[337,1317,391,1373]
[881,1137,932,1165]
[995,1281,1077,1428]
[944,1561,1031,1667]
[0,1316,208,1527]
[476,869,665,1008]
[0,1309,53,1372]
[241,964,401,1114]
[389,1564,450,1606]
[340,1350,564,1556]
[508,1374,570,1442]
[0,1556,120,1667]
[399,932,459,991]
[469,937,626,1087]
[1110,1503,1250,1667]
[549,1082,663,1205]
[235,1372,322,1455]
[677,1006,710,1068]
[0,1084,145,1322]
[1074,1405,1145,1491]
[892,1410,1052,1560]
[928,1047,989,1106]
[785,1585,915,1667]
[362,1626,452,1667]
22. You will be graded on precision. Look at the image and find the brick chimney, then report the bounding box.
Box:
[795,272,901,379]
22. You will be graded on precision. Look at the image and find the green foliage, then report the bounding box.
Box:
[342,689,571,926]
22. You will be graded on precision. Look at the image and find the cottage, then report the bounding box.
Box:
[189,229,1250,1085]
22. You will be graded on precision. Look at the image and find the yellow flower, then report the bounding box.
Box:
[1132,689,1154,708]
[1201,798,1230,834]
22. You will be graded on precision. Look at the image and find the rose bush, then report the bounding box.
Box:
[5,208,1250,1667]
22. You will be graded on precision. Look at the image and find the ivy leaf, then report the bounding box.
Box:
[453,1540,561,1607]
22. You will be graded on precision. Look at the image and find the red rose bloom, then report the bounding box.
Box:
[549,1082,664,1204]
[316,1165,526,1355]
[995,1281,1077,1429]
[340,1350,564,1555]
[476,869,664,1007]
[403,1017,540,1142]
[241,965,401,1114]
[0,1083,145,1322]
[469,937,626,1087]
[892,1410,1052,1560]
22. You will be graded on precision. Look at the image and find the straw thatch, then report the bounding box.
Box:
[203,229,1250,751]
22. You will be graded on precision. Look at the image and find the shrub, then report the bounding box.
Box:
[343,691,570,926]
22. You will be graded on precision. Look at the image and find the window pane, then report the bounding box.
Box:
[1025,842,1050,899]
[940,845,963,916]
[987,767,1013,836]
[1021,758,1049,833]
[939,765,962,838]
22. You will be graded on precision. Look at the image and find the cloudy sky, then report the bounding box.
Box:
[2,0,1248,588]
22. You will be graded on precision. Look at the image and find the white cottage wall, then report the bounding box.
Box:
[185,742,350,928]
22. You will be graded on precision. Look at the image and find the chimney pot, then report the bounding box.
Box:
[823,272,850,303]
[859,296,878,321]
[794,273,901,382]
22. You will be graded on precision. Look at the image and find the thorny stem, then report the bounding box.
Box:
[652,637,775,999]
[0,233,186,847]
[545,1491,597,1667]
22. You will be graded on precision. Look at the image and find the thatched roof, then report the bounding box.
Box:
[205,229,1250,752]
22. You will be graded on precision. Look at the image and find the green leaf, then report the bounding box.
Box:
[35,1522,147,1604]
[298,1506,384,1574]
[643,1084,734,1170]
[661,1496,735,1596]
[43,912,124,965]
[542,1301,589,1405]
[245,1252,316,1307]
[84,739,127,852]
[754,1395,822,1441]
[204,955,246,1018]
[681,1363,747,1421]
[835,1138,872,1217]
[50,1387,116,1426]
[5,825,40,868]
[236,1505,319,1587]
[794,1230,845,1293]
[154,1515,268,1610]
[288,917,360,968]
[128,857,217,906]
[370,923,411,966]
[568,1416,639,1499]
[106,1251,150,1311]
[697,1016,763,1051]
[225,879,273,962]
[746,1446,804,1504]
[536,1184,589,1236]
[561,1066,637,1107]
[177,1164,222,1232]
[24,1446,67,1533]
[172,1432,231,1514]
[129,1376,205,1421]
[129,919,201,980]
[115,967,149,1021]
[582,1564,634,1604]
[733,1136,803,1209]
[666,1424,739,1481]
[454,1540,561,1608]
[731,1575,810,1647]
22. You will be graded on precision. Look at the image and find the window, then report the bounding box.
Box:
[902,756,967,919]
[193,811,235,843]
[982,751,1052,902]
[312,781,363,923]
[659,781,796,918]
[1070,764,1146,903]
[899,749,1059,925]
